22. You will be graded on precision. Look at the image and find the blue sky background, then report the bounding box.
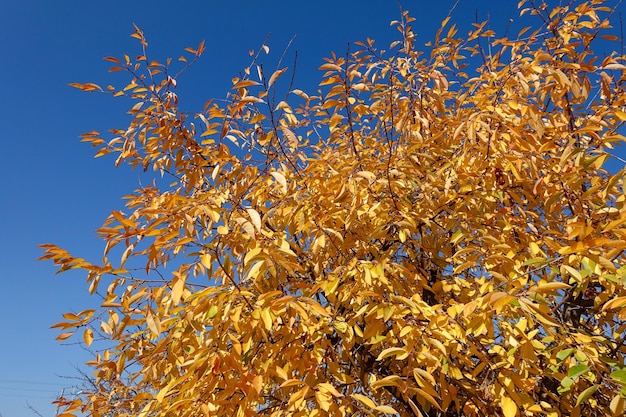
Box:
[0,1,623,416]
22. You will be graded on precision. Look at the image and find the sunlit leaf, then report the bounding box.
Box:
[351,393,377,409]
[83,328,93,347]
[268,68,287,88]
[376,347,409,361]
[270,171,287,193]
[146,311,161,336]
[501,396,518,417]
[246,208,262,233]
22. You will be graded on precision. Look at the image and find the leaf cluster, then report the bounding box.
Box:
[42,1,626,416]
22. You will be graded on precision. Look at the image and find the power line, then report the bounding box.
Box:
[0,379,77,402]
[0,379,66,387]
[0,392,57,400]
[0,386,60,393]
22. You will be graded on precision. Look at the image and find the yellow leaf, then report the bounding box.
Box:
[252,375,263,394]
[275,366,288,380]
[351,393,377,409]
[155,379,177,403]
[532,282,570,293]
[240,219,255,236]
[427,337,447,355]
[413,368,436,386]
[611,394,626,416]
[376,347,409,361]
[99,320,112,335]
[605,216,626,232]
[374,405,398,414]
[310,301,330,317]
[317,382,343,397]
[315,390,332,412]
[450,229,465,245]
[414,387,442,411]
[602,296,626,311]
[261,308,272,330]
[280,379,305,388]
[171,276,185,305]
[244,247,263,265]
[501,396,518,417]
[561,265,582,281]
[356,170,376,182]
[270,171,287,193]
[247,260,265,281]
[615,110,626,121]
[529,241,541,255]
[490,293,517,312]
[279,126,298,148]
[370,375,402,389]
[558,242,584,255]
[200,253,212,269]
[83,328,93,347]
[399,326,412,338]
[120,244,133,266]
[146,312,161,336]
[408,398,424,417]
[246,208,262,233]
[211,164,220,181]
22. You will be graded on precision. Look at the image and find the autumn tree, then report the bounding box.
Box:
[41,1,626,416]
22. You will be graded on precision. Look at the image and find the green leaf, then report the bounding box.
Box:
[559,376,574,394]
[556,348,576,362]
[610,369,626,384]
[576,385,599,406]
[568,364,589,379]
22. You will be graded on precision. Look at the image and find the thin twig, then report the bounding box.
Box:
[26,403,44,417]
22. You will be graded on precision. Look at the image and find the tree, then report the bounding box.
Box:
[41,1,626,416]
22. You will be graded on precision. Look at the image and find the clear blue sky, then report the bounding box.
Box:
[0,1,622,416]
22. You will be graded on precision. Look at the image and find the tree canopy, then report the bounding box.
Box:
[41,1,626,416]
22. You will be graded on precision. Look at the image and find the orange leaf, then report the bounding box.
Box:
[268,68,287,88]
[56,332,74,341]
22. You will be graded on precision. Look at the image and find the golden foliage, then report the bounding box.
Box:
[42,2,626,416]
